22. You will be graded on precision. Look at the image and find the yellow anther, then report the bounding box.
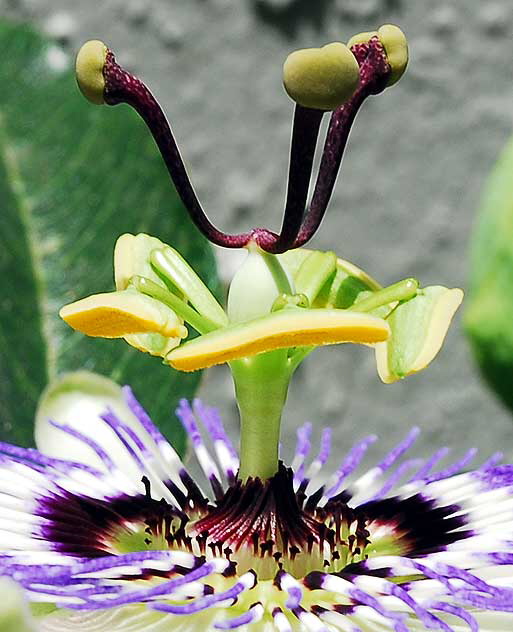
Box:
[59,290,187,339]
[167,308,390,372]
[283,42,360,110]
[75,40,108,105]
[378,25,408,86]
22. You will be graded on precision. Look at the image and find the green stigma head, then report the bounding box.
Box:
[378,25,408,86]
[283,42,360,110]
[75,39,108,105]
[348,25,408,86]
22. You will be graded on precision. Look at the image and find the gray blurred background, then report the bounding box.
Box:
[3,0,513,468]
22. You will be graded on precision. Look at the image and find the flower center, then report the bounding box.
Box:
[125,464,371,581]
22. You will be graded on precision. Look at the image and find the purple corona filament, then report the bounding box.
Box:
[102,37,391,253]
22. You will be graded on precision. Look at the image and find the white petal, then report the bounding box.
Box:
[34,371,178,487]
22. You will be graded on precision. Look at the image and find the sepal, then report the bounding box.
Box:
[0,579,36,632]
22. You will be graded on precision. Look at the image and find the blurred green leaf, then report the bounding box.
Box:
[0,21,218,451]
[465,138,513,413]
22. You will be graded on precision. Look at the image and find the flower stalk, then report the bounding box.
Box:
[231,351,292,481]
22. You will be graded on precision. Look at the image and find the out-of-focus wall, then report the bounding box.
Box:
[4,0,513,465]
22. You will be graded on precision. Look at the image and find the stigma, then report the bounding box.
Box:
[74,27,408,254]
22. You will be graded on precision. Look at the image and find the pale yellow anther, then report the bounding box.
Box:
[347,31,378,50]
[167,308,390,372]
[114,233,167,291]
[283,42,360,110]
[377,25,408,86]
[59,290,187,339]
[75,40,108,105]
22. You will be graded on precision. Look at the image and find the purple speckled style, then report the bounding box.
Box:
[2,389,513,630]
[102,36,392,254]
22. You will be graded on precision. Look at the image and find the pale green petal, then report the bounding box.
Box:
[39,606,221,632]
[375,285,463,383]
[35,371,161,480]
[0,579,36,632]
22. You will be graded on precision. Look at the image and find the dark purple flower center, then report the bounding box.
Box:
[37,460,471,582]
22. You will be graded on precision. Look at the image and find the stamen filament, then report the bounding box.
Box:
[257,248,293,296]
[351,278,419,313]
[293,250,337,304]
[132,276,219,334]
[287,346,315,373]
[150,247,228,327]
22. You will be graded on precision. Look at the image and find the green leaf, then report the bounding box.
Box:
[0,21,219,450]
[375,286,463,383]
[465,137,513,413]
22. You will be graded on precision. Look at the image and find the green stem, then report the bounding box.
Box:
[230,350,291,481]
[287,345,315,373]
[259,249,293,295]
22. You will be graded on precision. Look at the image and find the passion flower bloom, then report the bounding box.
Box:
[2,381,513,631]
[2,19,504,631]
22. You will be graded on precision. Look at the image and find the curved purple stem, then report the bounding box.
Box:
[102,52,324,253]
[103,51,265,249]
[293,38,391,248]
[268,105,324,254]
[101,38,390,254]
